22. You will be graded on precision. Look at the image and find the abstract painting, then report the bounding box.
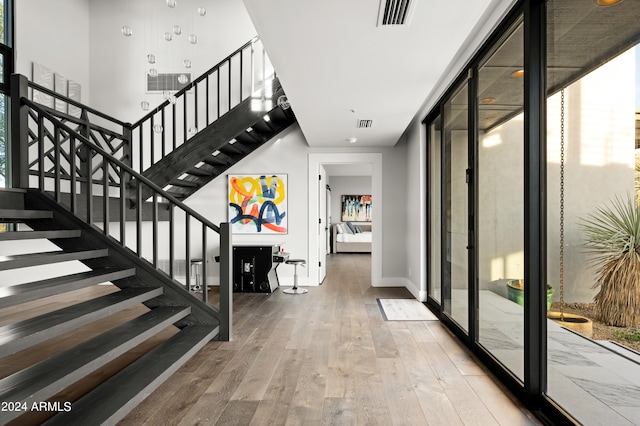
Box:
[67,80,82,118]
[32,62,54,108]
[341,194,372,222]
[228,174,288,234]
[54,73,67,112]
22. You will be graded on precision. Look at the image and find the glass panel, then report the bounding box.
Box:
[0,0,5,46]
[0,95,5,188]
[547,0,640,423]
[428,117,441,303]
[477,20,524,380]
[443,83,468,330]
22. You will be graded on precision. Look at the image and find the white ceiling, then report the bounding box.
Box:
[242,0,512,148]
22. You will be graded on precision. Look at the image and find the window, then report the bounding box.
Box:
[0,0,10,188]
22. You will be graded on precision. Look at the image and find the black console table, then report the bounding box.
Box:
[232,244,289,293]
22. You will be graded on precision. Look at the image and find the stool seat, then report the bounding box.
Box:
[283,258,307,294]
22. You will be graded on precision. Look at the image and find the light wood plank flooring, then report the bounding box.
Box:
[118,253,539,425]
[0,253,539,425]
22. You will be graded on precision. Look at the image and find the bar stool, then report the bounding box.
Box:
[283,259,307,294]
[190,259,203,292]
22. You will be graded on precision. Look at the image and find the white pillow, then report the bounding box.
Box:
[336,224,344,234]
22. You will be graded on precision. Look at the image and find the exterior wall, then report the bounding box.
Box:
[478,114,525,298]
[546,50,636,302]
[475,49,636,303]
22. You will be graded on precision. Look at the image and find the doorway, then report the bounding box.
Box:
[307,153,382,287]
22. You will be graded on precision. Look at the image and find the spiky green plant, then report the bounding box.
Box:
[580,194,640,327]
[635,156,640,206]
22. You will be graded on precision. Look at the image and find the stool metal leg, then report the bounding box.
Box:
[283,262,308,294]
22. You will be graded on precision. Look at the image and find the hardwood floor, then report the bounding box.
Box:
[119,253,539,426]
[0,253,539,425]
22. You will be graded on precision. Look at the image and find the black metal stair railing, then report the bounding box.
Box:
[23,80,131,186]
[20,36,277,181]
[129,36,276,173]
[10,74,234,340]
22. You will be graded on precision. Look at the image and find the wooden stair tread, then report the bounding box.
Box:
[169,179,200,188]
[0,286,162,359]
[0,229,81,241]
[202,155,232,166]
[0,267,136,309]
[45,325,218,425]
[0,306,191,424]
[0,248,109,271]
[0,209,53,221]
[186,167,215,177]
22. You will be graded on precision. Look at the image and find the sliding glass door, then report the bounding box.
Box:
[427,117,442,304]
[443,83,469,331]
[476,18,525,380]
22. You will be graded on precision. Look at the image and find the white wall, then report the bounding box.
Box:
[402,125,427,301]
[15,0,256,124]
[175,123,408,287]
[88,0,257,122]
[328,176,371,224]
[15,0,91,102]
[12,0,412,293]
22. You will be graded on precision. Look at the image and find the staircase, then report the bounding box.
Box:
[0,188,219,425]
[1,36,284,422]
[138,78,295,202]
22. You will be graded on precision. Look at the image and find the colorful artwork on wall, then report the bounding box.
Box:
[228,174,288,234]
[341,194,372,222]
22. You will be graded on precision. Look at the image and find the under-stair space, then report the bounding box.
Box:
[0,188,219,425]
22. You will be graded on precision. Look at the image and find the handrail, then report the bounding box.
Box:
[22,36,274,180]
[128,36,275,173]
[27,80,132,173]
[27,80,128,127]
[23,98,220,232]
[12,73,233,339]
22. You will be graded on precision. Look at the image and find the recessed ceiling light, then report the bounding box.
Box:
[480,97,496,104]
[596,0,623,6]
[347,137,358,144]
[511,69,525,77]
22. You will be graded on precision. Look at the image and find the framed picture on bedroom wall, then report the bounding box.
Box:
[228,174,288,234]
[341,195,371,222]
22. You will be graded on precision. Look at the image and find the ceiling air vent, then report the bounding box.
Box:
[147,73,191,92]
[377,0,415,26]
[357,119,373,128]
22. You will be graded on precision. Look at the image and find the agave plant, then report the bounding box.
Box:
[580,194,640,327]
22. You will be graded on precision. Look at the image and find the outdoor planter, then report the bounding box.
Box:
[506,279,554,310]
[547,311,593,338]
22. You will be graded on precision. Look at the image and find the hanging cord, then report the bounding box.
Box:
[559,89,566,321]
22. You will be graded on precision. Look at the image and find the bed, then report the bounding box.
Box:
[332,222,372,253]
